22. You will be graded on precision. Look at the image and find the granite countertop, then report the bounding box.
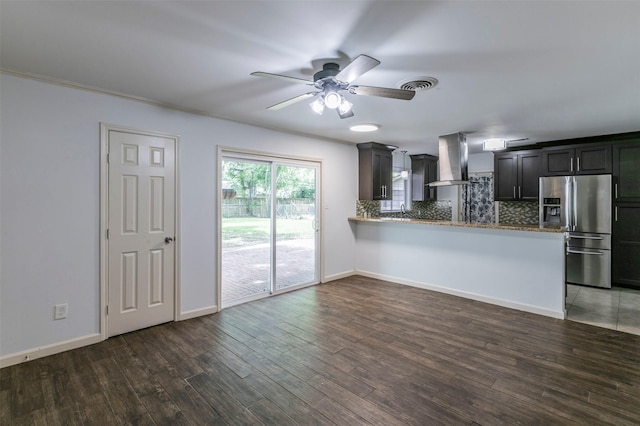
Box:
[348,217,566,233]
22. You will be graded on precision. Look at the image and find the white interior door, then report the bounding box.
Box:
[107,129,176,337]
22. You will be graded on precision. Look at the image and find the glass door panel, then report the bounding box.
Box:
[220,153,320,308]
[221,159,272,306]
[275,164,319,290]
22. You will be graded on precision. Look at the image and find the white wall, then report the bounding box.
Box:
[353,221,565,318]
[469,152,494,173]
[0,74,358,358]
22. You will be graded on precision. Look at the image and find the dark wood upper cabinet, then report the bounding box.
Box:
[542,144,611,176]
[494,150,541,201]
[519,151,542,200]
[357,142,393,200]
[613,141,640,203]
[410,154,438,201]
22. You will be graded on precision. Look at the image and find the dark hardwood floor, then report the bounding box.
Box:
[2,275,640,425]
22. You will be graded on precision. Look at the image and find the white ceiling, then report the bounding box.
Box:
[1,1,639,154]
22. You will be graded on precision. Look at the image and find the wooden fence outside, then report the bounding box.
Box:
[222,197,315,218]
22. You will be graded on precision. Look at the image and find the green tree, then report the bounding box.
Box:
[222,161,270,216]
[275,166,315,199]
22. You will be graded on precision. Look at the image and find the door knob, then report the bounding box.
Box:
[165,237,174,243]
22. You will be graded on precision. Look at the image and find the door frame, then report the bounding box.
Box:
[217,146,324,311]
[99,123,181,340]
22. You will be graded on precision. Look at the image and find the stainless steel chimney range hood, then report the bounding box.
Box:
[429,132,469,186]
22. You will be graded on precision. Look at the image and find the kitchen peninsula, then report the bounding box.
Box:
[349,217,567,319]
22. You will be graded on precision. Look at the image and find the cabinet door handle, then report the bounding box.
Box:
[615,206,618,222]
[576,157,580,172]
[513,186,516,199]
[615,183,618,199]
[518,186,522,199]
[570,157,574,172]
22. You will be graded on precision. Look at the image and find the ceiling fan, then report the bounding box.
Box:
[251,54,416,119]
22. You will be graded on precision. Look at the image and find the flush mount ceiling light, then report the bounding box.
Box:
[349,123,379,132]
[483,138,507,151]
[252,54,416,119]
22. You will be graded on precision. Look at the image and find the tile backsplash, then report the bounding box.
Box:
[356,200,382,218]
[498,201,539,225]
[356,200,452,221]
[408,201,452,220]
[357,195,539,226]
[462,176,495,224]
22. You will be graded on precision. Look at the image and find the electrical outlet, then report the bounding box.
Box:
[54,303,68,320]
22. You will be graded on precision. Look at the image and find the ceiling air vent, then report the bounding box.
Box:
[398,77,439,92]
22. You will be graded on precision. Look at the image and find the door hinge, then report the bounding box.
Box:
[106,305,109,315]
[106,153,110,164]
[106,229,110,239]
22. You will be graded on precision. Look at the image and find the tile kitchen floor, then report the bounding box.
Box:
[566,283,640,335]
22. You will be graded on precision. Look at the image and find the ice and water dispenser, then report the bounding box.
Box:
[541,197,562,227]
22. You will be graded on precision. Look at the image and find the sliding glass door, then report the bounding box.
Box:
[221,153,320,308]
[275,164,318,291]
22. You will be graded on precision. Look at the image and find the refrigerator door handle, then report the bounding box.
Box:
[570,157,574,173]
[568,235,604,240]
[577,157,580,172]
[572,176,578,231]
[567,249,604,256]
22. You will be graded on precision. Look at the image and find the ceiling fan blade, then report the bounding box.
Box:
[266,92,318,110]
[350,85,416,100]
[251,71,314,85]
[338,108,355,119]
[335,54,380,83]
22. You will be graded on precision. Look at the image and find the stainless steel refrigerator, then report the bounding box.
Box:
[540,175,612,288]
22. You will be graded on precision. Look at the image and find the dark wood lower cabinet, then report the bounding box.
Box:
[613,203,640,289]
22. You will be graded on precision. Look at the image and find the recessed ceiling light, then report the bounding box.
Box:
[350,124,380,132]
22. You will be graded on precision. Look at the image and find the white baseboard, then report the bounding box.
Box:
[355,270,566,320]
[322,270,356,283]
[179,305,218,321]
[0,333,102,368]
[1,305,221,369]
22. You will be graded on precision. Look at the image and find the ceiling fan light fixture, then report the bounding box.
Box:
[324,91,342,109]
[310,97,325,115]
[338,98,353,115]
[350,124,379,132]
